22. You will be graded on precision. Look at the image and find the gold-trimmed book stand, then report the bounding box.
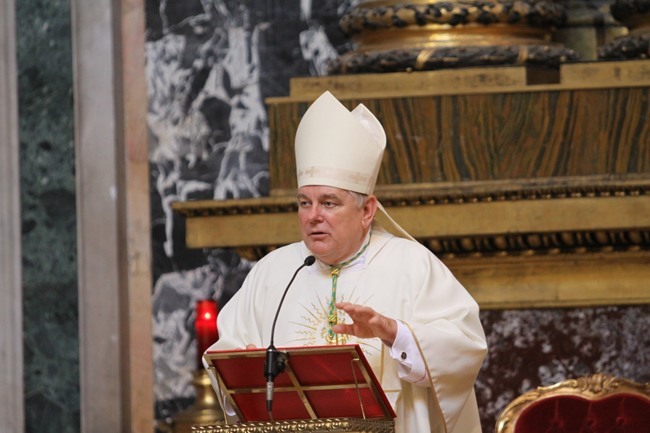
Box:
[196,345,395,433]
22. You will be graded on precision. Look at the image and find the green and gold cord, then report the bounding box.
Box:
[326,236,371,344]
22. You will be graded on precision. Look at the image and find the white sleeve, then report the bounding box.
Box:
[388,320,428,385]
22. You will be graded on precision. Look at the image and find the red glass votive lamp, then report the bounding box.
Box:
[195,299,219,369]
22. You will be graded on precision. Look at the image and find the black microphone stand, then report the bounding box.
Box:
[265,255,316,417]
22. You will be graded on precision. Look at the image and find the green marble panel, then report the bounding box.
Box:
[16,0,79,432]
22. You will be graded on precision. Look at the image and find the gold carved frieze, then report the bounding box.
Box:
[172,175,650,257]
[192,418,394,433]
[173,175,650,309]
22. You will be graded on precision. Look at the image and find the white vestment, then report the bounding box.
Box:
[206,227,487,433]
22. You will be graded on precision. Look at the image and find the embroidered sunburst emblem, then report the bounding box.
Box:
[289,290,381,358]
[291,295,346,346]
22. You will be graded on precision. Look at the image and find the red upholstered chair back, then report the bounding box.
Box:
[495,374,650,433]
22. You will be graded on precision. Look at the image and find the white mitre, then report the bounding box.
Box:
[294,91,415,240]
[295,90,385,195]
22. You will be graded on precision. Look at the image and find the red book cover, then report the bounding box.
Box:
[204,344,396,423]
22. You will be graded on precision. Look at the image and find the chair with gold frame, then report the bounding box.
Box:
[495,373,650,433]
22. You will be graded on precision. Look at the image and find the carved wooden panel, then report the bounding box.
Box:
[268,66,650,194]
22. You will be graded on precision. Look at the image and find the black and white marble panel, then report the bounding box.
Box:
[145,0,353,420]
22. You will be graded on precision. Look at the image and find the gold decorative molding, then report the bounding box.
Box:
[192,418,395,433]
[280,59,650,101]
[449,250,650,309]
[173,175,650,253]
[173,176,650,310]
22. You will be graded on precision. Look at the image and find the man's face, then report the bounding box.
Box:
[297,185,377,265]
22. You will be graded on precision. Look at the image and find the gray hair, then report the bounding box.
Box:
[348,190,368,209]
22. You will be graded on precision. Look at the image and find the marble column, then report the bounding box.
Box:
[15,0,79,431]
[0,0,24,431]
[71,0,154,431]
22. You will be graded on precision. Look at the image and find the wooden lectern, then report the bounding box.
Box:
[197,345,396,433]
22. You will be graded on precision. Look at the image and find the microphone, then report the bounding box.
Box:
[265,255,316,415]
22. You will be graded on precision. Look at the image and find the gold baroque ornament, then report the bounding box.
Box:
[330,0,578,73]
[191,417,395,433]
[543,373,650,396]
